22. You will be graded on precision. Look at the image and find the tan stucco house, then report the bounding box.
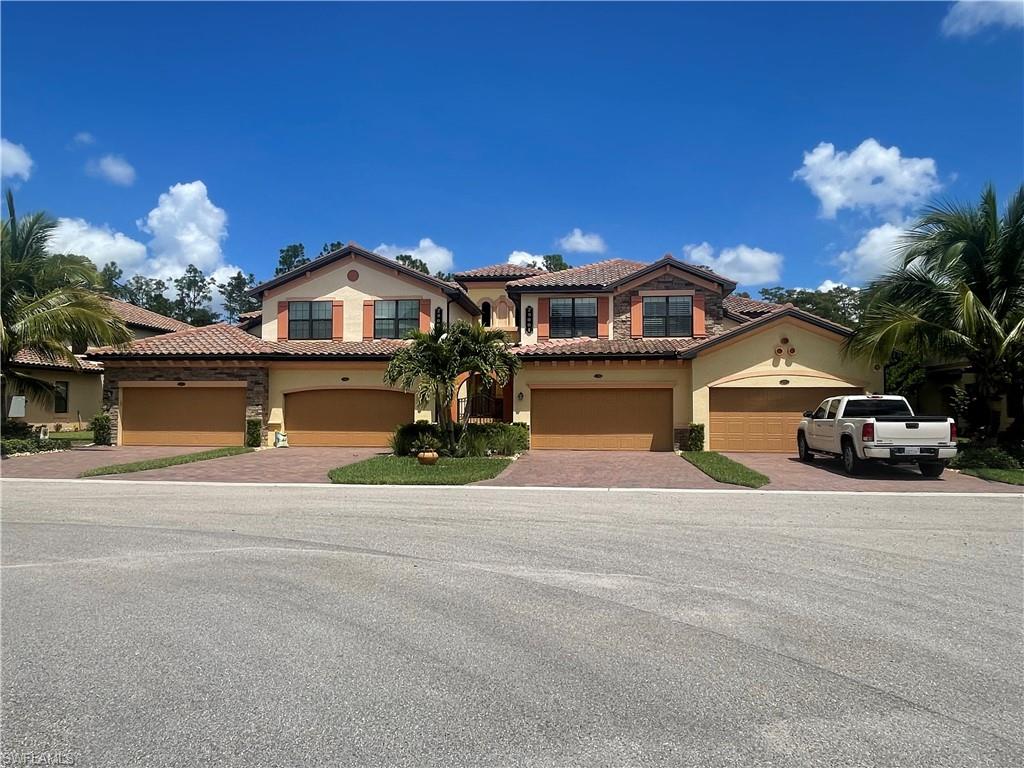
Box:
[88,244,882,452]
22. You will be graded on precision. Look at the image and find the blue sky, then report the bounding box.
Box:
[2,1,1022,296]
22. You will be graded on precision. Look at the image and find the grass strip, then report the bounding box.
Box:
[52,430,93,441]
[329,455,511,485]
[960,467,1024,486]
[680,451,770,488]
[79,446,253,477]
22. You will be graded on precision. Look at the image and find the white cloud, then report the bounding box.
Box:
[507,250,545,269]
[816,279,849,292]
[836,221,910,282]
[794,138,940,220]
[373,237,454,274]
[48,218,149,271]
[557,228,607,254]
[682,241,783,285]
[942,1,1023,37]
[1,138,33,181]
[87,154,136,186]
[138,181,229,277]
[72,132,96,146]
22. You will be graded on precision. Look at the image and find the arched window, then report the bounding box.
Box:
[434,306,444,329]
[481,301,492,327]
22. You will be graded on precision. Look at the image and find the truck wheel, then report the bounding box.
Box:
[797,433,814,462]
[841,440,863,476]
[919,462,945,478]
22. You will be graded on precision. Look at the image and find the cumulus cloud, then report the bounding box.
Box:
[507,250,545,269]
[836,221,910,282]
[557,228,607,254]
[682,241,783,285]
[72,132,96,146]
[794,138,940,220]
[942,1,1023,36]
[138,181,229,276]
[816,279,850,292]
[87,154,136,186]
[49,218,149,271]
[374,237,454,274]
[1,138,34,181]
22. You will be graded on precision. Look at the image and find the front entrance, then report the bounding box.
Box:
[284,388,414,446]
[530,388,674,451]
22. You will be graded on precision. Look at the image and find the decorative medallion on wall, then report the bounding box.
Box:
[347,269,359,281]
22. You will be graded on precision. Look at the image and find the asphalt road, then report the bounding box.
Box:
[1,481,1022,767]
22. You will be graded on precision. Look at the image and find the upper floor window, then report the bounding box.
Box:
[550,297,597,338]
[288,301,332,340]
[375,299,420,339]
[481,301,492,327]
[54,381,69,414]
[643,295,692,337]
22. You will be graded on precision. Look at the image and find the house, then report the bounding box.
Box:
[88,244,882,452]
[9,298,192,428]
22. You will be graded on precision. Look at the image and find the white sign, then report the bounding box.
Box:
[8,396,26,418]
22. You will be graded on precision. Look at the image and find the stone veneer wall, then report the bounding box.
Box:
[611,274,726,339]
[102,364,270,445]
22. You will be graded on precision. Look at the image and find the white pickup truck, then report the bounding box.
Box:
[796,394,957,477]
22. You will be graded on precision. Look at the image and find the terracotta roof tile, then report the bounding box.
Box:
[454,263,546,280]
[12,349,104,372]
[107,298,193,333]
[722,295,784,318]
[506,259,648,289]
[515,336,706,358]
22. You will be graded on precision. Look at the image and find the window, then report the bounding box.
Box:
[642,295,693,337]
[54,381,69,414]
[481,301,492,327]
[549,298,597,338]
[288,301,332,340]
[825,399,840,419]
[812,400,829,419]
[841,398,912,418]
[375,299,420,339]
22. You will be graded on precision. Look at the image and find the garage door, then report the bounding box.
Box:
[709,387,863,452]
[121,386,246,446]
[531,388,673,451]
[284,389,414,446]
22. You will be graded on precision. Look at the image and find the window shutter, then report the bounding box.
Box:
[537,298,550,341]
[693,293,706,337]
[363,300,375,341]
[332,301,344,341]
[419,299,431,332]
[597,296,610,339]
[630,295,642,338]
[277,301,288,341]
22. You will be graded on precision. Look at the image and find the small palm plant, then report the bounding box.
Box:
[1,190,132,419]
[846,183,1024,441]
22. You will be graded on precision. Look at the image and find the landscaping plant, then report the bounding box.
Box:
[90,413,113,446]
[245,418,262,448]
[684,423,705,452]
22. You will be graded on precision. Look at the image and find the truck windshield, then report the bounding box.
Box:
[841,399,913,417]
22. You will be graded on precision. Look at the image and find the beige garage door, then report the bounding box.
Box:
[531,388,673,451]
[709,387,863,452]
[121,386,246,446]
[284,389,414,446]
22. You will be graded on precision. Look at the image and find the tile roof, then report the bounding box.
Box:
[108,298,193,333]
[237,310,262,320]
[453,263,546,280]
[12,349,104,372]
[515,336,705,358]
[506,259,649,289]
[722,294,785,319]
[236,310,262,331]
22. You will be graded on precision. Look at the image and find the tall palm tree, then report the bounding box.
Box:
[383,320,521,453]
[1,190,132,419]
[846,184,1024,441]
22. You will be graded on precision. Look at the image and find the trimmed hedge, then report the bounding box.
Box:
[245,418,262,448]
[390,421,530,457]
[949,445,1021,471]
[90,413,113,446]
[1,438,72,456]
[683,423,705,452]
[1,419,35,439]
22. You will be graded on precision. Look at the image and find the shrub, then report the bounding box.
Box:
[490,422,529,455]
[391,421,529,457]
[1,419,35,439]
[684,423,705,452]
[90,413,113,446]
[458,429,491,458]
[245,418,262,448]
[390,421,444,456]
[0,437,71,456]
[950,446,1021,470]
[410,434,442,454]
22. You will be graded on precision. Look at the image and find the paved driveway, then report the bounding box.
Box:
[1,445,203,479]
[2,482,1021,766]
[116,447,380,484]
[481,450,729,488]
[729,452,1020,493]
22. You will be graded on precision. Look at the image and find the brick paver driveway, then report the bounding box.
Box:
[727,452,1021,493]
[479,450,729,489]
[110,447,380,484]
[1,445,203,479]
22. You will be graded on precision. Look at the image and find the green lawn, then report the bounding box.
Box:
[79,446,253,477]
[329,456,511,485]
[680,451,770,488]
[52,430,93,441]
[961,467,1024,486]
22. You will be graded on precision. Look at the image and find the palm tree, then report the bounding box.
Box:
[846,184,1024,441]
[1,190,132,420]
[383,320,521,453]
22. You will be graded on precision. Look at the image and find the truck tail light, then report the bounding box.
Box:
[950,421,957,443]
[862,422,875,442]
